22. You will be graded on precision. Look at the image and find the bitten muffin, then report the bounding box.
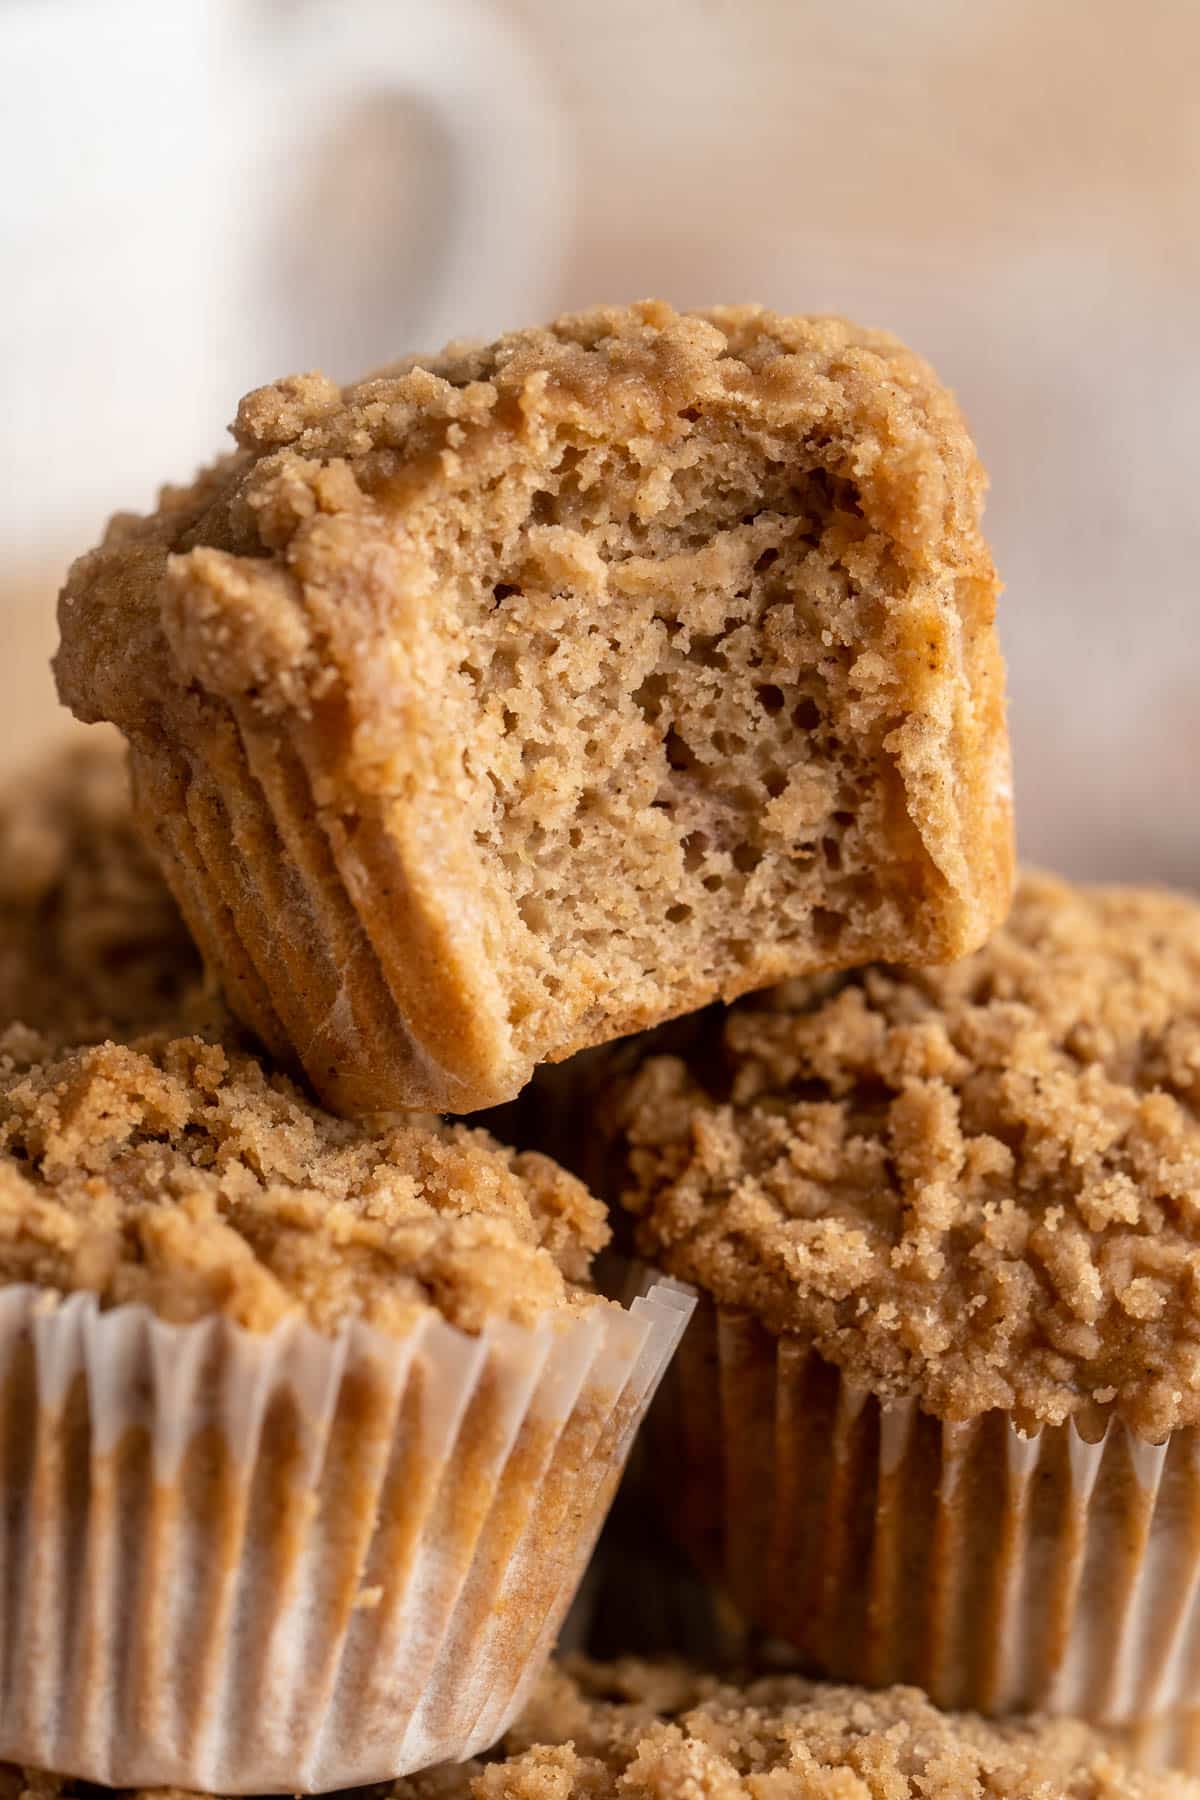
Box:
[597,873,1200,1726]
[0,1030,690,1791]
[55,300,1012,1115]
[0,733,206,1042]
[5,1656,1195,1799]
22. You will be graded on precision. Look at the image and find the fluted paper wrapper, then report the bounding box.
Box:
[1101,1711,1200,1775]
[0,1278,693,1792]
[660,1302,1200,1735]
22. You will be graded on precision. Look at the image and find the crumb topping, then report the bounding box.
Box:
[0,736,208,1043]
[3,1657,1191,1800]
[0,1030,608,1333]
[612,872,1200,1436]
[499,1658,1196,1800]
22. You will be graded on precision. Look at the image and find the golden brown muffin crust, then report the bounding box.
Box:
[613,872,1200,1437]
[0,735,208,1043]
[56,301,1011,1115]
[0,1028,607,1333]
[4,1657,1193,1800]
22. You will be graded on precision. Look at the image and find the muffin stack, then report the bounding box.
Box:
[0,300,1193,1798]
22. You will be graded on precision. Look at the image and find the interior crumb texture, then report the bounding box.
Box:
[442,419,927,1053]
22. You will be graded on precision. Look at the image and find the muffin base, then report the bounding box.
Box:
[0,1279,693,1792]
[659,1302,1200,1727]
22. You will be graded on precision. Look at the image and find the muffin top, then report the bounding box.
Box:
[0,734,208,1043]
[612,872,1200,1436]
[56,302,990,743]
[0,1028,607,1334]
[3,1656,1191,1800]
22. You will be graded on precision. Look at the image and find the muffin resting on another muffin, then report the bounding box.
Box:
[56,300,1011,1115]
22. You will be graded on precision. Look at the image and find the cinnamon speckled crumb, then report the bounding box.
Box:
[611,872,1200,1437]
[0,1029,608,1334]
[3,1658,1192,1799]
[0,735,212,1044]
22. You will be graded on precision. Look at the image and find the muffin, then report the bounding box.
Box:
[599,872,1200,1730]
[4,1655,1196,1799]
[0,733,208,1043]
[0,1029,691,1790]
[55,300,1012,1116]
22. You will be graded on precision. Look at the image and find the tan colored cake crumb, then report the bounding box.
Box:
[0,1028,608,1334]
[56,300,1011,1115]
[611,871,1200,1437]
[0,734,210,1043]
[3,1657,1193,1799]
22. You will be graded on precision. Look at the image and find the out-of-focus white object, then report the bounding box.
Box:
[0,0,568,561]
[522,0,1200,885]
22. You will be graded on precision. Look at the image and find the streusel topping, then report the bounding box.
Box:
[0,1029,607,1334]
[614,872,1200,1435]
[0,735,207,1042]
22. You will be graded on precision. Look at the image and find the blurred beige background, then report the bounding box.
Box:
[3,0,1198,882]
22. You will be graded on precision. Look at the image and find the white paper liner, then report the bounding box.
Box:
[0,1277,693,1792]
[1100,1709,1200,1774]
[661,1303,1200,1729]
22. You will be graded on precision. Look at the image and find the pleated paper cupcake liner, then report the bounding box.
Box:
[132,697,513,1116]
[1101,1709,1200,1775]
[657,1300,1200,1730]
[0,1276,694,1793]
[133,723,412,1119]
[131,707,732,1120]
